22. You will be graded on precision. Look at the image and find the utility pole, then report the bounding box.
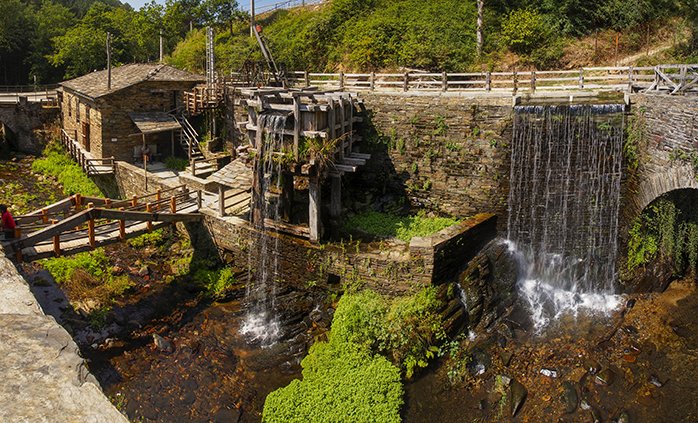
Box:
[250,0,255,37]
[476,0,484,59]
[159,29,164,62]
[106,32,112,91]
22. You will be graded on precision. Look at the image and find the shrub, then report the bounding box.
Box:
[345,211,459,242]
[192,265,237,298]
[127,229,166,249]
[164,156,189,171]
[32,141,102,196]
[263,341,402,423]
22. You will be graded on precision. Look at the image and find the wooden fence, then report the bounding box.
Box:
[223,64,697,95]
[60,129,115,175]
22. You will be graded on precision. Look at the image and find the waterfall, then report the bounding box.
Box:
[507,104,625,330]
[241,113,289,345]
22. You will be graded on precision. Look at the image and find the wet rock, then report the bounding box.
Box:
[561,381,578,413]
[509,379,527,417]
[595,368,615,386]
[649,374,664,387]
[152,334,174,353]
[111,265,124,275]
[580,399,591,410]
[614,410,631,423]
[138,266,150,277]
[213,407,241,423]
[626,298,636,310]
[468,349,491,376]
[583,358,600,375]
[540,368,558,378]
[500,350,513,367]
[590,407,603,423]
[622,325,639,335]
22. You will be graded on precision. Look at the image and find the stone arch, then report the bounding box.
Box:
[625,165,698,226]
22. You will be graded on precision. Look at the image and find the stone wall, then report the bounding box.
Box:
[0,101,59,154]
[0,250,128,422]
[354,93,514,222]
[620,94,698,231]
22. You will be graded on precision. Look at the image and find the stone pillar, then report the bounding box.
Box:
[309,173,321,242]
[218,184,226,217]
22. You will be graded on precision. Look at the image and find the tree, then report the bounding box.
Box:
[30,0,76,83]
[0,0,33,83]
[199,0,244,35]
[476,0,484,58]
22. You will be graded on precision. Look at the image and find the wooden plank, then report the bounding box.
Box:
[97,209,203,223]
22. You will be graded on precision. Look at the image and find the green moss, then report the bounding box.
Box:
[345,211,459,242]
[127,229,166,249]
[164,156,189,171]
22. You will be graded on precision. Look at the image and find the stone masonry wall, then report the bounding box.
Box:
[355,93,514,222]
[619,94,698,232]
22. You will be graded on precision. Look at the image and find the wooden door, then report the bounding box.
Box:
[82,121,90,152]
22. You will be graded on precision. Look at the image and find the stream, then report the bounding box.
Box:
[4,151,698,422]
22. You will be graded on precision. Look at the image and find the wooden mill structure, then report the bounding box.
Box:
[234,87,367,241]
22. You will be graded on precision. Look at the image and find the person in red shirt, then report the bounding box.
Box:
[1,204,16,240]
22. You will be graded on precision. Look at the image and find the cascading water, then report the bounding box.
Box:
[241,113,289,345]
[507,104,625,330]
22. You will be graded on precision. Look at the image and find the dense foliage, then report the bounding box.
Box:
[31,140,102,196]
[345,210,459,242]
[2,0,696,84]
[263,287,446,422]
[626,196,698,275]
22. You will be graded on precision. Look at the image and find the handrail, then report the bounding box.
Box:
[226,63,698,95]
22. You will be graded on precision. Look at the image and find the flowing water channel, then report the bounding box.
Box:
[507,104,625,330]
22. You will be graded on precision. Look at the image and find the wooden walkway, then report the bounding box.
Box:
[1,185,202,262]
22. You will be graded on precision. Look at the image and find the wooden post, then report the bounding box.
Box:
[281,171,293,222]
[87,202,95,248]
[197,189,202,209]
[339,71,344,90]
[579,69,584,89]
[512,70,518,95]
[309,172,321,242]
[52,219,60,257]
[191,156,196,177]
[111,156,115,173]
[155,189,161,211]
[131,195,138,208]
[118,207,126,241]
[442,71,448,92]
[170,196,177,213]
[13,227,21,240]
[304,70,310,88]
[531,71,536,93]
[403,72,409,92]
[218,184,226,216]
[146,203,153,232]
[485,71,492,91]
[628,66,634,91]
[370,72,375,91]
[74,193,82,211]
[330,175,341,219]
[41,209,48,224]
[293,94,300,160]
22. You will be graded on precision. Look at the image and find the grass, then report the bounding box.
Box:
[31,141,102,197]
[345,211,460,242]
[164,156,189,171]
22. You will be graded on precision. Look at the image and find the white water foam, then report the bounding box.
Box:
[240,311,281,347]
[504,240,622,332]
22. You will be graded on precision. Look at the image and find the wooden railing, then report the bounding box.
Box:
[5,186,202,261]
[60,129,115,175]
[223,64,697,95]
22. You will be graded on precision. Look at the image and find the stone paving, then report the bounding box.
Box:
[0,250,127,423]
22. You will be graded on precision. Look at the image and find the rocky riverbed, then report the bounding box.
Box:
[404,278,698,422]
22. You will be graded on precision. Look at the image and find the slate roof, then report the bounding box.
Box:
[209,159,253,189]
[129,112,181,134]
[61,63,205,99]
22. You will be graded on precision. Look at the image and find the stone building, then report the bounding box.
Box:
[60,63,204,162]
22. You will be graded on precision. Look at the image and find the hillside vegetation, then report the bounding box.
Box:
[169,0,698,74]
[1,0,697,85]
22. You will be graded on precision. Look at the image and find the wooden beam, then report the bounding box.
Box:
[97,209,203,223]
[330,175,341,219]
[309,173,321,242]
